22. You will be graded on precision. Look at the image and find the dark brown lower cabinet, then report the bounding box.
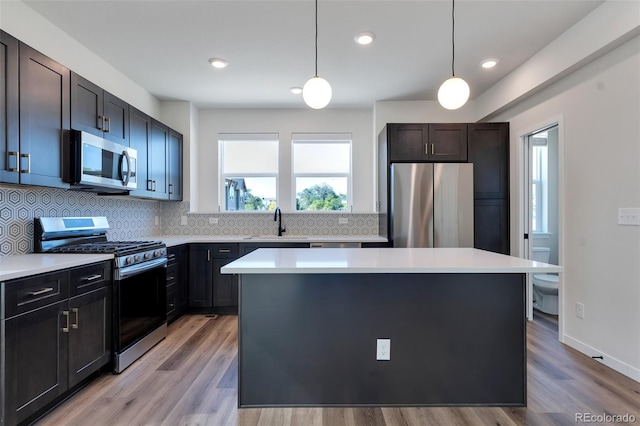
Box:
[167,245,188,322]
[4,300,69,425]
[2,262,111,425]
[213,258,238,308]
[68,286,111,388]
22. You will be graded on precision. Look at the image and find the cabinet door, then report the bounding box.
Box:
[68,286,111,388]
[18,43,70,188]
[388,124,428,162]
[213,258,237,307]
[468,122,509,199]
[129,106,153,198]
[429,123,468,161]
[149,119,168,199]
[189,244,213,307]
[70,72,104,137]
[168,129,183,201]
[474,198,509,254]
[0,30,19,184]
[103,91,129,145]
[175,245,189,312]
[4,301,69,425]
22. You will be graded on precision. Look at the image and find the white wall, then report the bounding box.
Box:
[196,108,373,213]
[494,36,640,381]
[0,0,160,118]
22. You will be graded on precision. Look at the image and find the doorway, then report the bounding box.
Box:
[522,124,561,328]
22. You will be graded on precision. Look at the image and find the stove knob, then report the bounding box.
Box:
[144,252,152,260]
[126,256,134,265]
[134,255,140,262]
[154,249,162,258]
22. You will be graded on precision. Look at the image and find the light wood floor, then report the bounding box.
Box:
[37,313,640,426]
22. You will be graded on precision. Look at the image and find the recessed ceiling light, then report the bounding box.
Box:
[481,59,498,69]
[208,57,228,69]
[354,32,376,45]
[290,87,303,95]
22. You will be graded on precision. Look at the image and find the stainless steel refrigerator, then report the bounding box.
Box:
[391,163,474,248]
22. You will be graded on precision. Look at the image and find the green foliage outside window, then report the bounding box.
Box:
[296,184,347,211]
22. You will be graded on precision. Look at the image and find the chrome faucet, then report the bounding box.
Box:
[274,207,286,236]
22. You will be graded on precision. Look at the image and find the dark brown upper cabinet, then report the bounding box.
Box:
[0,30,19,184]
[168,129,183,201]
[18,43,70,188]
[388,123,467,162]
[468,122,509,199]
[128,106,153,198]
[71,72,129,145]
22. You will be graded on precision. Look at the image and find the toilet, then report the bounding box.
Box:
[531,247,559,315]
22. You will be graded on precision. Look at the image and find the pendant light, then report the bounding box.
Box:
[438,0,469,110]
[303,0,332,109]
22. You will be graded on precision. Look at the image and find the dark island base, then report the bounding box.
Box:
[239,273,526,407]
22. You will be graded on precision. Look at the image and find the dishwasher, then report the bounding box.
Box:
[309,242,362,248]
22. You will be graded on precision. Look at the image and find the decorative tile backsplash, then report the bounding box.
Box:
[0,185,161,255]
[0,186,379,256]
[160,201,379,237]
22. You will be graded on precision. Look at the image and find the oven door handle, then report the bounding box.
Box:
[116,257,167,280]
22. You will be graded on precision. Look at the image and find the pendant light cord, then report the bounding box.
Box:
[451,0,456,77]
[314,0,318,77]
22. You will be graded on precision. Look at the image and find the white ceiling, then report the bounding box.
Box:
[23,0,605,109]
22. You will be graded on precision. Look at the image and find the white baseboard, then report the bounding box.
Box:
[563,334,640,383]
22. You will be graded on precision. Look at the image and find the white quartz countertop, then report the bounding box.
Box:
[220,247,564,274]
[0,253,114,282]
[160,235,388,247]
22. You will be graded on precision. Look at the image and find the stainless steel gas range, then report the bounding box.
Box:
[34,216,167,373]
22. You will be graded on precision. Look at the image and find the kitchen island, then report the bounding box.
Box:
[221,247,562,407]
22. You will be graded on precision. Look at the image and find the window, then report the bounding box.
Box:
[219,134,278,211]
[292,133,351,211]
[531,134,548,233]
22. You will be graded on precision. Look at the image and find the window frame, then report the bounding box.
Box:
[291,133,353,213]
[531,137,549,233]
[218,133,279,212]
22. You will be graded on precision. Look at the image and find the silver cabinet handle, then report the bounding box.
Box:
[424,143,428,155]
[169,183,173,195]
[20,153,30,173]
[28,287,54,296]
[207,249,211,261]
[98,115,105,131]
[431,143,435,155]
[72,307,79,329]
[82,274,102,282]
[167,254,176,261]
[218,249,231,254]
[105,116,111,133]
[62,311,70,333]
[7,151,19,172]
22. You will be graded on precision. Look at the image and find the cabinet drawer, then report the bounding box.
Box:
[167,248,179,266]
[69,262,112,297]
[212,244,238,259]
[166,264,178,285]
[167,289,177,319]
[3,271,68,318]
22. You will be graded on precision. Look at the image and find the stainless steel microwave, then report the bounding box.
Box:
[63,130,137,193]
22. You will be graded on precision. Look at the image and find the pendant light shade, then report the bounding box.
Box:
[438,0,469,110]
[438,77,470,110]
[303,76,332,109]
[303,0,332,109]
